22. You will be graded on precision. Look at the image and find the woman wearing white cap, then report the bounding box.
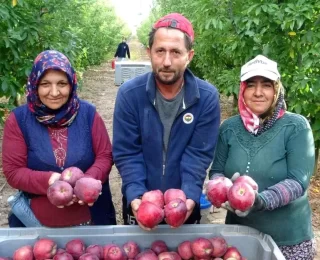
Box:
[209,55,316,259]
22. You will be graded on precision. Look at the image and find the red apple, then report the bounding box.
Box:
[177,240,193,260]
[65,239,86,259]
[107,245,126,260]
[86,245,103,259]
[141,190,164,208]
[228,182,255,211]
[191,238,213,259]
[33,238,57,260]
[79,253,99,260]
[13,245,34,260]
[233,175,258,191]
[223,247,242,260]
[207,177,233,207]
[164,189,186,204]
[74,178,102,204]
[150,240,168,255]
[47,180,73,207]
[134,249,158,260]
[103,244,117,260]
[122,241,140,258]
[158,251,182,260]
[53,252,74,260]
[209,237,228,257]
[60,167,84,187]
[136,201,164,228]
[164,198,187,228]
[56,248,66,254]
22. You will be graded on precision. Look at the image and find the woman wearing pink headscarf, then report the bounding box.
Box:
[209,55,316,259]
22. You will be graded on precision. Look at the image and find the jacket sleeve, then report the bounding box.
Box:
[126,44,130,59]
[84,112,113,184]
[2,113,52,195]
[112,88,147,206]
[180,89,221,204]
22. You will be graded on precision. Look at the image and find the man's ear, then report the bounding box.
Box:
[147,47,151,58]
[187,49,195,65]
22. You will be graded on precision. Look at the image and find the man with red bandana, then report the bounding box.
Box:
[113,13,221,229]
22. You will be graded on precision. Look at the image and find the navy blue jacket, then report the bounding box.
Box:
[114,42,130,59]
[113,69,220,206]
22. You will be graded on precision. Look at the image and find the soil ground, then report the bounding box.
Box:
[0,39,318,258]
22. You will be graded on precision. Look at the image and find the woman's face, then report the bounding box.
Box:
[38,69,71,110]
[243,76,275,116]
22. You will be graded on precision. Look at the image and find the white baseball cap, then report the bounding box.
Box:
[240,55,280,82]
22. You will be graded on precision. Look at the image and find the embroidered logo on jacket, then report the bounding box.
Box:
[183,113,194,124]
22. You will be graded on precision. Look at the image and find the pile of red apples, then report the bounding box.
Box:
[206,175,258,211]
[47,167,102,207]
[1,235,246,259]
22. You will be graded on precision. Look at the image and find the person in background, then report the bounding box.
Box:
[114,38,130,60]
[209,54,316,259]
[2,50,116,227]
[113,13,220,229]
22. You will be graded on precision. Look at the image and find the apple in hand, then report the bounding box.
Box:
[207,177,233,207]
[74,177,102,205]
[60,167,84,187]
[47,180,73,207]
[164,198,187,228]
[233,175,258,191]
[227,182,255,211]
[136,201,164,228]
[142,190,164,208]
[164,189,186,204]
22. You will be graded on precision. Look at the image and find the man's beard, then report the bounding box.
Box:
[154,69,183,85]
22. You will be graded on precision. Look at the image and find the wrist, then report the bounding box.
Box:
[254,194,266,211]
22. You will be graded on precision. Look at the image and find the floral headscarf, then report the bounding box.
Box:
[238,80,286,135]
[26,50,80,127]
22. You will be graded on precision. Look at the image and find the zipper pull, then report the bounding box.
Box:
[163,164,165,175]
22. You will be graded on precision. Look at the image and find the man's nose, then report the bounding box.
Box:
[163,52,171,67]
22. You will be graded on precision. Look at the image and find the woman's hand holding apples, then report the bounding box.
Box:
[48,172,61,186]
[205,172,264,217]
[220,173,265,217]
[47,167,102,208]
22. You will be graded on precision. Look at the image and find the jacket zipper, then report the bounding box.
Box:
[161,98,198,177]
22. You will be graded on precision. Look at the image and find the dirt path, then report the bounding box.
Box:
[0,39,318,258]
